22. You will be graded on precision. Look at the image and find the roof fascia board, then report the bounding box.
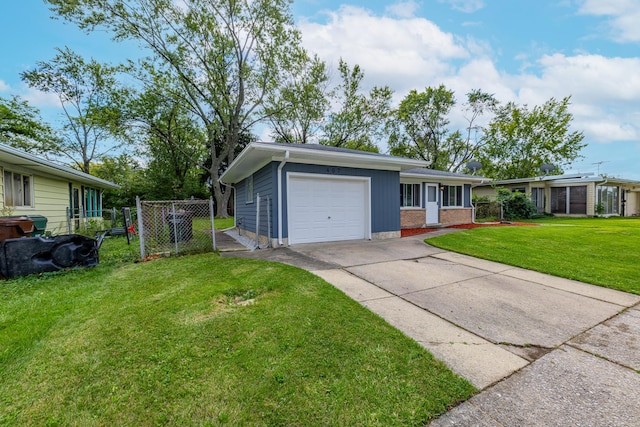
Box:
[0,143,119,189]
[401,172,486,183]
[221,142,429,183]
[475,173,594,187]
[267,144,428,169]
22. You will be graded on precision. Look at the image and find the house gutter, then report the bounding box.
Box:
[277,150,290,246]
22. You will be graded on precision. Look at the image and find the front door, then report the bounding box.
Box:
[425,184,439,225]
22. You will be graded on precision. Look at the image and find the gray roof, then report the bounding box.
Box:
[403,167,485,179]
[401,167,487,183]
[473,173,640,187]
[254,141,406,160]
[0,143,119,189]
[221,141,430,183]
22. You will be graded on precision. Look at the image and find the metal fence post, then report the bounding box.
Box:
[266,196,271,248]
[209,196,216,251]
[171,202,179,255]
[136,196,145,259]
[255,193,260,247]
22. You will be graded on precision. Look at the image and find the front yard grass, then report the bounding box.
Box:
[0,239,474,426]
[427,217,640,294]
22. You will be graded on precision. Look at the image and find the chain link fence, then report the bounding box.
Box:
[136,197,216,258]
[473,200,503,222]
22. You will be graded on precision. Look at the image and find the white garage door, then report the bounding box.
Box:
[287,174,369,244]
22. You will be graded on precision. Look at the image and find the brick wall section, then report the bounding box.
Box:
[400,209,426,228]
[440,208,472,225]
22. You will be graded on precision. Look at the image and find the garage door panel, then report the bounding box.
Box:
[288,175,368,244]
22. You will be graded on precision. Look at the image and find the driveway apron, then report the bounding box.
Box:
[288,235,640,426]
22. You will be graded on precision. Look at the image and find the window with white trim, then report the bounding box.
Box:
[442,185,463,207]
[400,183,421,208]
[245,174,254,203]
[4,170,33,207]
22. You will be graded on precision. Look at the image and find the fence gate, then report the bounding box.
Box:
[136,197,216,258]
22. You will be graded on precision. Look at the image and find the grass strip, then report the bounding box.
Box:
[427,217,640,294]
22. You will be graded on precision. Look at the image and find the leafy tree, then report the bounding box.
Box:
[126,83,208,200]
[47,0,305,217]
[0,95,60,154]
[478,97,585,180]
[265,54,329,144]
[321,59,393,152]
[21,47,126,174]
[200,129,255,215]
[91,154,147,208]
[388,86,496,171]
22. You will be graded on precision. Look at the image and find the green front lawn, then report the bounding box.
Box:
[0,238,474,426]
[427,217,640,294]
[214,216,235,230]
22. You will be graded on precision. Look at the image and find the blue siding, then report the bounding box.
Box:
[280,163,400,238]
[235,163,276,233]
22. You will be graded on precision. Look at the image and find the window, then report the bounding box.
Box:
[245,174,254,203]
[427,185,437,203]
[84,187,103,217]
[550,187,566,214]
[596,185,619,215]
[400,183,421,208]
[569,186,587,214]
[531,188,545,213]
[551,186,587,214]
[512,187,526,193]
[442,185,463,207]
[4,170,32,207]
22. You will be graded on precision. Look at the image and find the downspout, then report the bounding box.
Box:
[277,151,290,246]
[472,200,478,224]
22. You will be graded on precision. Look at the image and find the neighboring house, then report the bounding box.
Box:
[0,143,119,235]
[220,142,485,246]
[473,173,640,217]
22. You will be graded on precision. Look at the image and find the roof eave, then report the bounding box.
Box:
[0,143,119,189]
[400,172,487,183]
[221,142,430,184]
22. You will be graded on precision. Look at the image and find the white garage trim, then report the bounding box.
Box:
[286,172,371,244]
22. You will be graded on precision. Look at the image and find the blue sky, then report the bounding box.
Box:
[2,0,640,179]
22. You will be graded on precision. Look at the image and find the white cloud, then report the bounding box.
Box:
[508,53,640,143]
[578,118,637,143]
[578,0,640,42]
[299,5,469,94]
[438,0,485,13]
[537,54,640,102]
[297,4,640,149]
[385,1,420,18]
[0,80,10,92]
[22,86,60,109]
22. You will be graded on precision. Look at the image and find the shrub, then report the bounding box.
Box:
[496,188,537,220]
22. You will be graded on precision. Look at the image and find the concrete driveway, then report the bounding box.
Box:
[286,234,640,426]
